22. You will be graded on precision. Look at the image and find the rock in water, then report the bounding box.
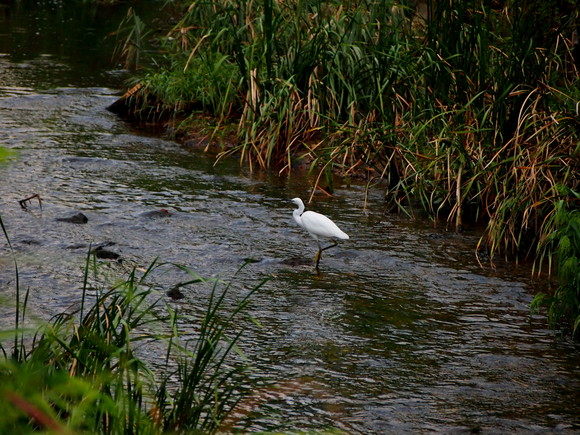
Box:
[56,212,88,224]
[94,246,120,260]
[167,286,185,300]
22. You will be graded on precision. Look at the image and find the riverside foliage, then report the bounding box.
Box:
[116,1,579,333]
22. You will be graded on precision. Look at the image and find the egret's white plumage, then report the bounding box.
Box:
[291,197,349,269]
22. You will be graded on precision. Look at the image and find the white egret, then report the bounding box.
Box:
[290,197,349,270]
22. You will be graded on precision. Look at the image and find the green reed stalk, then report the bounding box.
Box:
[0,215,24,361]
[113,7,151,71]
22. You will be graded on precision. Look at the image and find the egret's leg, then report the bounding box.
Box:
[320,241,338,252]
[313,241,338,270]
[315,249,322,270]
[314,241,323,270]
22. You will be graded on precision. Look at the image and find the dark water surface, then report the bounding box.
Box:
[1,2,579,433]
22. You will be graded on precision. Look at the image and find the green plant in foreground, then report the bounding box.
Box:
[0,215,264,433]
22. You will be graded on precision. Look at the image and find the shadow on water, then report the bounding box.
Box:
[1,2,579,433]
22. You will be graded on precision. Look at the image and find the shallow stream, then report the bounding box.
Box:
[1,2,579,433]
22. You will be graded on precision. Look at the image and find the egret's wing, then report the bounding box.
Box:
[301,211,349,240]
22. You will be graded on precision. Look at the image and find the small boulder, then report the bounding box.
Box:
[94,246,120,260]
[56,212,88,224]
[167,286,185,300]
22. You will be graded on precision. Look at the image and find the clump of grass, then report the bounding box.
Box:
[0,214,264,433]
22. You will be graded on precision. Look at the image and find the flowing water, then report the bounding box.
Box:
[1,2,579,433]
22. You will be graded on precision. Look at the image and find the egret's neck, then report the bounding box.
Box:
[293,203,305,227]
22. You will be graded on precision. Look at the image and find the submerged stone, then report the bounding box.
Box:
[281,257,313,266]
[139,209,173,218]
[167,286,185,300]
[56,212,88,224]
[94,246,120,260]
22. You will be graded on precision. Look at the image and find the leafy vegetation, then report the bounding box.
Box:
[532,197,580,335]
[0,214,264,433]
[113,0,579,333]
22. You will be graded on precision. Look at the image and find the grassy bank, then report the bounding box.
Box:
[113,1,579,334]
[0,215,264,433]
